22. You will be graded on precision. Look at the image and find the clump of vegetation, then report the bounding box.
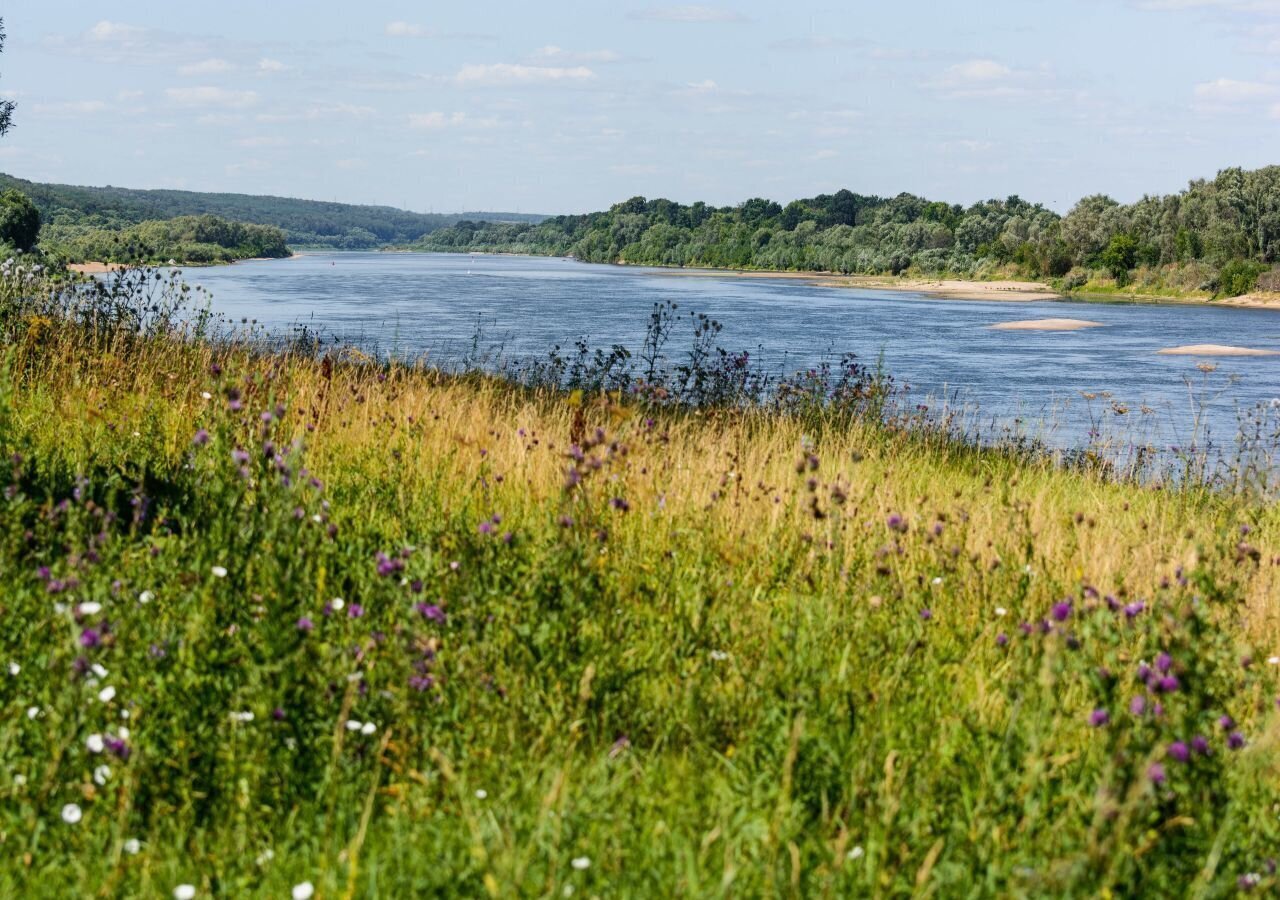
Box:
[420,166,1280,300]
[2,261,1280,896]
[40,213,290,265]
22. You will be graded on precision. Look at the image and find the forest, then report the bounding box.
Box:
[418,166,1280,297]
[0,173,545,250]
[40,214,291,265]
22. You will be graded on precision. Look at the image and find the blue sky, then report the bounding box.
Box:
[1,1,1277,214]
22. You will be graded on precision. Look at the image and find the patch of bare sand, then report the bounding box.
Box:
[990,318,1103,331]
[1215,292,1280,310]
[67,262,130,274]
[1157,344,1280,357]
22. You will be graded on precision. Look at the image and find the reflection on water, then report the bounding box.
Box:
[182,251,1280,454]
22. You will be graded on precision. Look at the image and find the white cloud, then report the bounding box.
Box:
[684,79,719,93]
[629,6,749,23]
[178,58,234,76]
[87,21,144,41]
[924,59,1049,99]
[1193,77,1276,103]
[530,46,622,64]
[943,59,1014,83]
[165,86,260,108]
[386,21,432,38]
[258,58,289,73]
[408,111,468,129]
[455,63,596,86]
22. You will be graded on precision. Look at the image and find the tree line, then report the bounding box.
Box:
[418,166,1280,297]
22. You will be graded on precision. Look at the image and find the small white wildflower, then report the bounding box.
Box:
[94,764,111,785]
[345,719,362,731]
[311,514,323,523]
[994,607,1008,617]
[173,885,196,900]
[931,577,943,586]
[86,734,105,753]
[1269,656,1280,665]
[139,590,155,604]
[26,706,39,720]
[256,849,275,865]
[475,789,488,799]
[92,663,108,678]
[211,566,228,578]
[230,711,254,723]
[78,602,103,615]
[54,602,67,615]
[563,887,574,898]
[98,685,117,703]
[13,773,26,786]
[1023,564,1034,575]
[291,882,315,900]
[118,725,131,739]
[7,662,18,676]
[61,803,83,824]
[360,721,377,736]
[123,838,141,855]
[571,856,591,870]
[847,845,864,860]
[331,597,345,611]
[709,650,730,661]
[200,391,212,400]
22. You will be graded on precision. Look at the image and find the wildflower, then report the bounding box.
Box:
[361,721,376,735]
[1167,741,1190,763]
[192,429,210,447]
[86,734,105,753]
[1191,735,1211,756]
[1051,601,1072,622]
[231,449,249,465]
[139,590,154,604]
[1219,715,1234,730]
[848,845,865,860]
[919,608,932,621]
[1129,696,1146,716]
[1123,602,1144,618]
[26,706,39,720]
[98,686,116,703]
[123,838,141,854]
[1155,652,1173,673]
[200,391,212,400]
[211,566,228,578]
[1089,709,1110,727]
[1239,873,1260,890]
[296,617,314,632]
[272,707,286,721]
[173,886,196,900]
[1269,656,1280,665]
[1147,763,1166,784]
[994,607,1007,617]
[475,789,488,799]
[931,576,943,586]
[1156,675,1180,694]
[347,603,364,618]
[230,711,254,723]
[77,602,102,616]
[331,598,345,612]
[1228,731,1246,750]
[94,764,111,785]
[478,521,493,535]
[886,514,906,532]
[7,662,18,676]
[61,803,83,824]
[709,650,730,661]
[417,603,445,623]
[292,884,315,900]
[345,719,362,731]
[91,662,107,678]
[995,633,1008,646]
[571,857,591,870]
[609,735,631,758]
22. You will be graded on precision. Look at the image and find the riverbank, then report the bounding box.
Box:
[66,252,302,274]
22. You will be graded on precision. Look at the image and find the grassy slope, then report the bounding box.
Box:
[3,280,1280,894]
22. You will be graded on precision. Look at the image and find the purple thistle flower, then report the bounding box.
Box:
[1156,652,1173,673]
[79,628,101,648]
[105,736,130,760]
[272,707,286,721]
[347,603,364,619]
[231,449,250,466]
[478,521,493,535]
[919,608,932,621]
[1191,735,1211,756]
[1156,675,1179,693]
[1167,741,1190,763]
[1228,731,1246,750]
[886,514,906,532]
[296,617,314,632]
[1051,601,1073,622]
[192,429,210,446]
[1219,715,1234,730]
[1089,708,1110,727]
[609,497,630,513]
[1123,602,1145,619]
[409,674,436,692]
[1148,762,1166,784]
[995,632,1008,647]
[1137,663,1153,683]
[1129,695,1146,716]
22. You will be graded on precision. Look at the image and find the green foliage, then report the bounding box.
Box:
[0,172,546,249]
[40,214,289,265]
[0,189,38,251]
[1102,234,1139,285]
[1217,259,1267,297]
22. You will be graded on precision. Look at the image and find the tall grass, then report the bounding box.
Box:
[2,263,1280,896]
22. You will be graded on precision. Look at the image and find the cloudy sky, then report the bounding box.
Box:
[1,1,1277,214]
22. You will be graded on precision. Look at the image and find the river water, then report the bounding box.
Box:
[181,251,1280,457]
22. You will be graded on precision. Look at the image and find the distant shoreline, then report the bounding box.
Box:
[67,253,303,274]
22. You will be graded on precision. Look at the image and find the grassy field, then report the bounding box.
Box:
[3,264,1280,897]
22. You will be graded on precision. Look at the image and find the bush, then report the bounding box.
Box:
[0,188,39,251]
[1217,259,1267,297]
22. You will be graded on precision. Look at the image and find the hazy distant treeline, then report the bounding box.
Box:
[0,172,546,250]
[419,166,1280,296]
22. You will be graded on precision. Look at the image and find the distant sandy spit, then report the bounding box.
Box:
[650,268,1062,301]
[67,261,129,274]
[1215,292,1280,310]
[990,318,1103,331]
[1156,344,1280,357]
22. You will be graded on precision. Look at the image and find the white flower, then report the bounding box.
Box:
[94,764,111,785]
[173,885,196,900]
[847,845,864,860]
[255,849,275,865]
[118,726,131,739]
[345,719,362,731]
[61,803,83,824]
[331,597,345,611]
[98,686,117,703]
[931,577,943,586]
[86,734,105,753]
[200,392,212,400]
[360,722,377,735]
[1269,656,1280,665]
[291,883,315,900]
[13,773,26,786]
[92,663,109,678]
[211,566,228,578]
[709,650,730,661]
[230,711,254,723]
[7,662,18,676]
[123,838,141,854]
[78,602,103,615]
[475,789,488,799]
[139,590,155,604]
[995,607,1008,617]
[311,514,323,523]
[26,706,39,720]
[571,856,591,870]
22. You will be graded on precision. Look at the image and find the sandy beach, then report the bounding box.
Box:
[1156,344,1280,357]
[650,267,1063,301]
[990,318,1103,331]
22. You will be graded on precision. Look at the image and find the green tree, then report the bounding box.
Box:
[1101,233,1138,285]
[0,189,39,251]
[0,19,13,137]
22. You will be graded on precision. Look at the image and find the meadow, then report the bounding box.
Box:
[3,261,1280,897]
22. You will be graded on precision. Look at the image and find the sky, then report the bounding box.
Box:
[1,1,1277,215]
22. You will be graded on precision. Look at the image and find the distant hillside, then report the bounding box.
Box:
[0,173,547,249]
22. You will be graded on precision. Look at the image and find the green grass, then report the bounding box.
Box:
[2,264,1280,897]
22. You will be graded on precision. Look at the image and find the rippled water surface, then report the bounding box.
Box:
[183,251,1280,452]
